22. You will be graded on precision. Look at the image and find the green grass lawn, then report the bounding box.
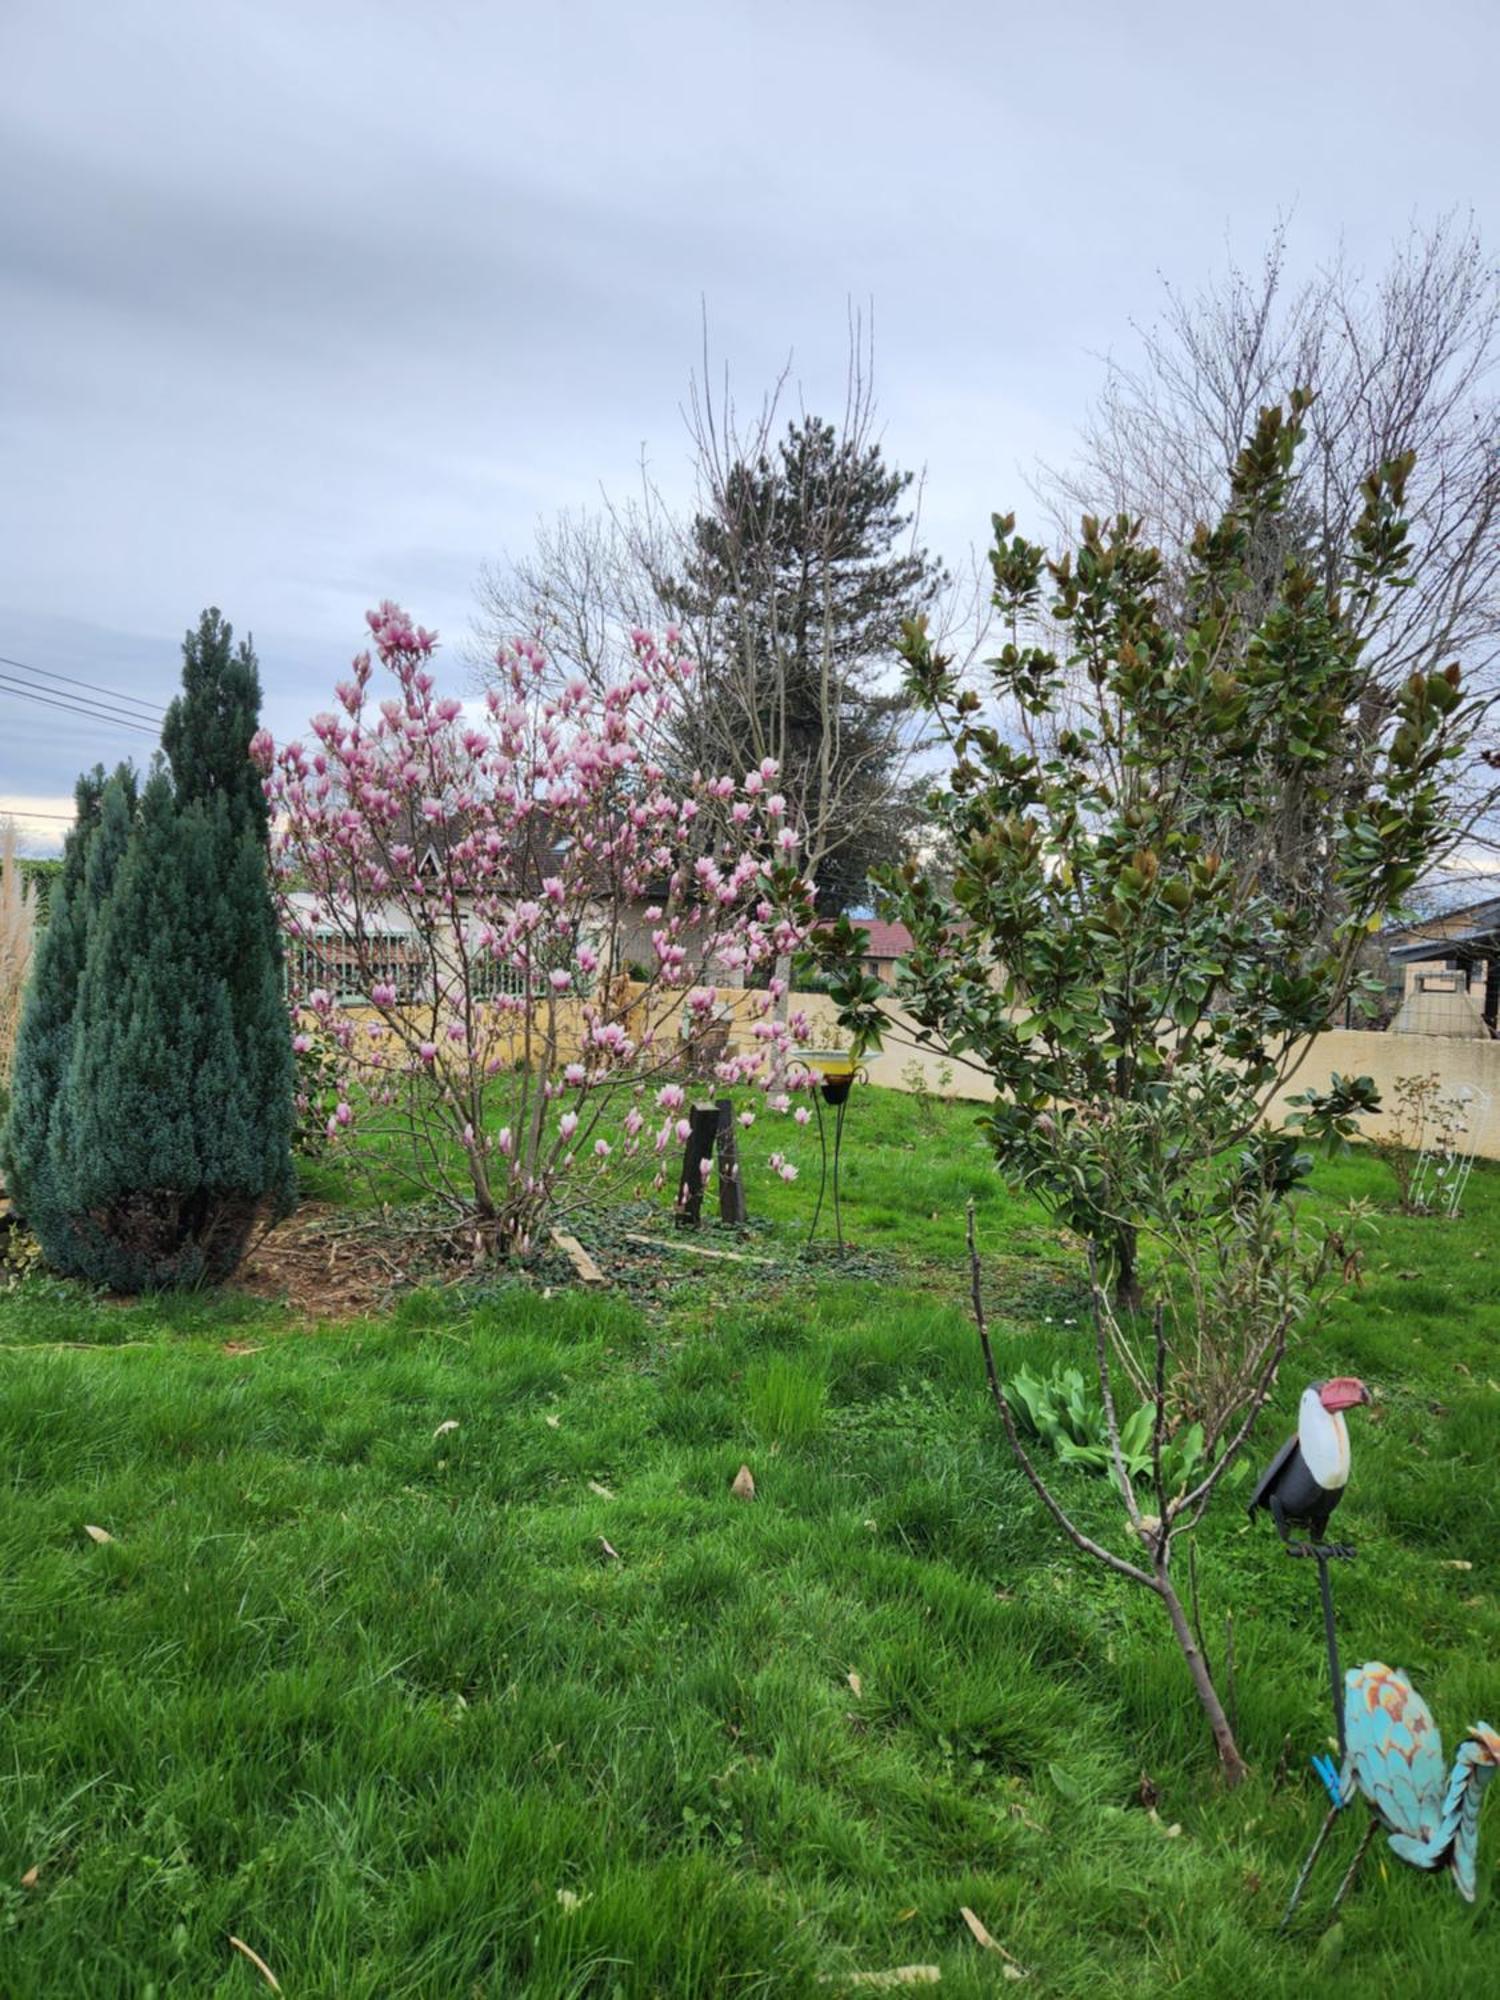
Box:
[2,1090,1497,1997]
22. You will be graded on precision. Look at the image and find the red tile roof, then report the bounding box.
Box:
[863,920,914,960]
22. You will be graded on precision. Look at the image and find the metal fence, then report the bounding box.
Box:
[285,934,526,1006]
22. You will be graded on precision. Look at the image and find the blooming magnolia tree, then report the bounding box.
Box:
[256,605,816,1255]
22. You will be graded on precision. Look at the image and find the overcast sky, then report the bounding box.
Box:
[3,0,1496,849]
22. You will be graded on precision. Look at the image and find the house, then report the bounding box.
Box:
[282,814,678,1007]
[1382,887,1500,1037]
[860,920,914,986]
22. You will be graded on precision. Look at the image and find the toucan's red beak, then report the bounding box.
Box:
[1320,1377,1371,1412]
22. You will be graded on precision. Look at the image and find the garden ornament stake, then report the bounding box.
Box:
[1248,1378,1372,1759]
[1281,1663,1500,1929]
[798,1051,865,1252]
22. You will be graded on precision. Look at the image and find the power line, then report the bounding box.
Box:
[0,673,162,737]
[0,807,75,821]
[0,652,166,718]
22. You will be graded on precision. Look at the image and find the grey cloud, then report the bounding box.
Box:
[3,0,1497,830]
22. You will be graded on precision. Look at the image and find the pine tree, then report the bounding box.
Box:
[667,417,946,914]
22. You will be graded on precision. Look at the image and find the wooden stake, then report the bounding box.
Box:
[674,1104,720,1228]
[715,1097,747,1226]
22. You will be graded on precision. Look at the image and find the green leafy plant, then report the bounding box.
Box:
[1369,1070,1474,1215]
[291,1022,344,1160]
[1003,1362,1206,1495]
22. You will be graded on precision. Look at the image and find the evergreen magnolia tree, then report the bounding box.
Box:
[667,416,947,914]
[1,614,294,1289]
[819,403,1475,1779]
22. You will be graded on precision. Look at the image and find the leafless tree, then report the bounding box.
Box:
[1039,213,1500,857]
[472,501,666,696]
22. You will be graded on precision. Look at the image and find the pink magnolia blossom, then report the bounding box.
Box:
[263,604,814,1255]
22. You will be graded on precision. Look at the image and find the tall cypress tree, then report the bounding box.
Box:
[162,607,270,843]
[1,765,137,1238]
[4,612,294,1289]
[60,772,292,1287]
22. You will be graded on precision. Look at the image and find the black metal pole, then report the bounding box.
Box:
[808,1090,829,1245]
[831,1092,848,1253]
[1317,1553,1345,1762]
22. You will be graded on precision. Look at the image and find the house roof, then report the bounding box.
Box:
[1393,876,1500,923]
[1389,924,1500,964]
[863,920,914,960]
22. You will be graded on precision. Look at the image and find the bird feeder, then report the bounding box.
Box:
[794,1049,866,1251]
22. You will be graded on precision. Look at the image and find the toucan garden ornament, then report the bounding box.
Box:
[1248,1377,1372,1552]
[1250,1377,1373,1761]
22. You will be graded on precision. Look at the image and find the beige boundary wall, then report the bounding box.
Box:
[346,985,1500,1161]
[787,997,1500,1161]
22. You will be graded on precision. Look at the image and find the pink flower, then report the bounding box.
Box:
[656,1083,685,1111]
[418,1042,437,1064]
[370,981,397,1008]
[594,1138,611,1160]
[560,1111,579,1140]
[794,1105,811,1126]
[675,1118,691,1142]
[498,1127,514,1157]
[549,968,572,993]
[564,1062,588,1087]
[292,1032,312,1054]
[738,1111,755,1129]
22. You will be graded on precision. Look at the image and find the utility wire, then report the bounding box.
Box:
[0,807,76,821]
[0,673,162,737]
[0,652,167,718]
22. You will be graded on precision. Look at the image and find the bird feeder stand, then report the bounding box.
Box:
[796,1050,865,1253]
